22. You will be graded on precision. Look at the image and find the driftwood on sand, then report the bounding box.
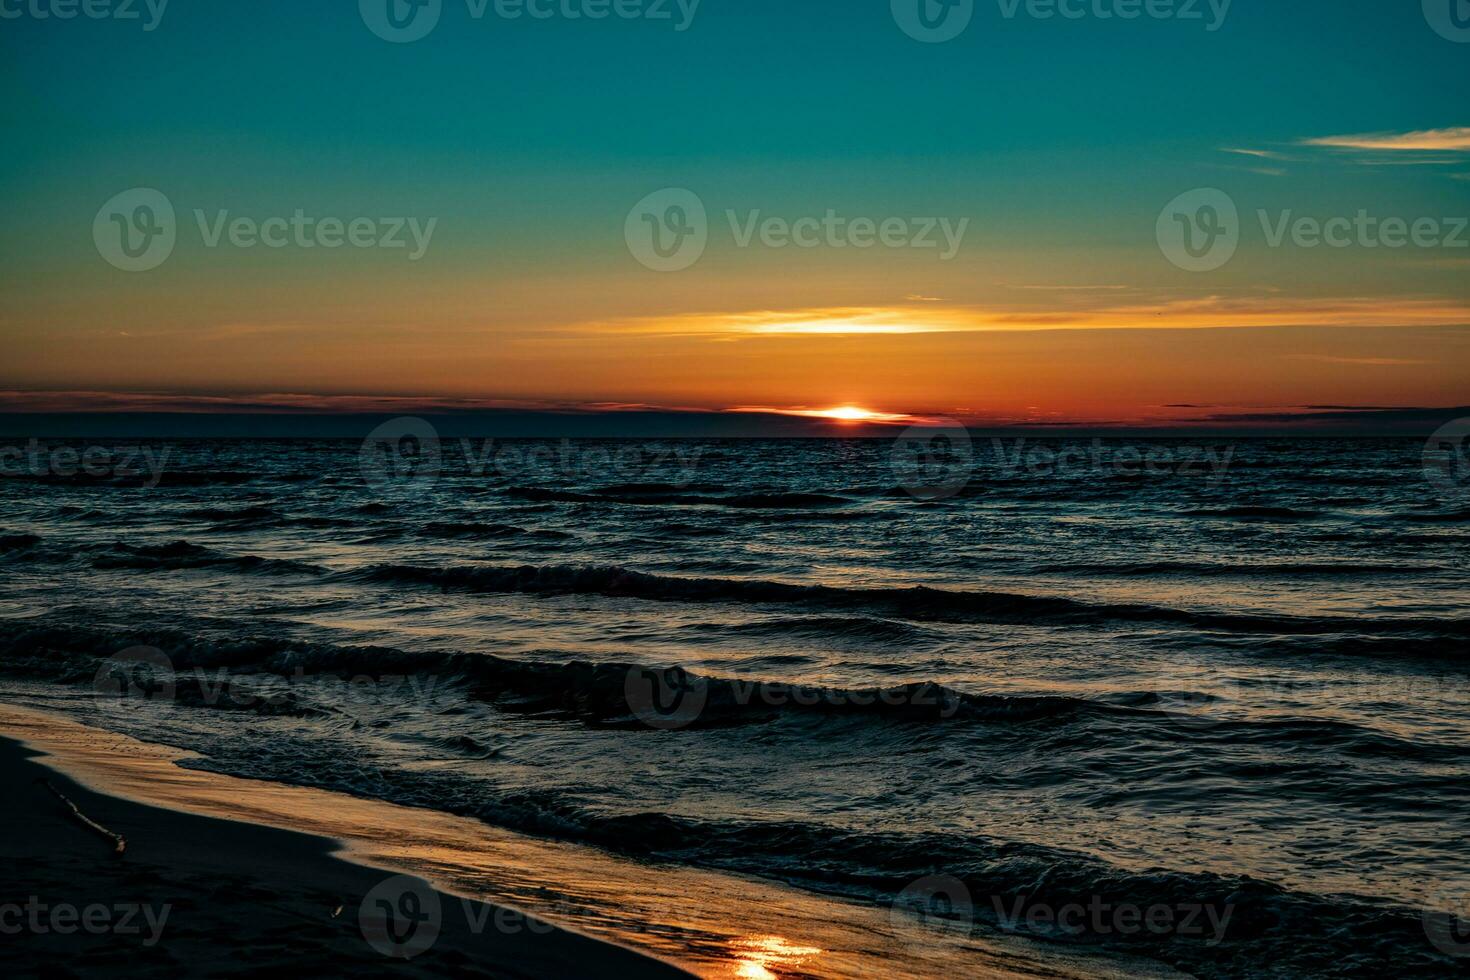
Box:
[38,779,127,856]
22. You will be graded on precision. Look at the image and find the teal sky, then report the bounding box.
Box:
[1,0,1467,425]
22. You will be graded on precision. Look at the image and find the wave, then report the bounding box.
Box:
[0,532,42,554]
[10,618,1457,762]
[1027,560,1440,577]
[90,541,322,576]
[652,522,728,538]
[3,617,1464,976]
[682,615,941,644]
[417,521,574,541]
[180,505,279,522]
[502,486,852,509]
[351,561,1470,642]
[1398,508,1470,523]
[148,716,1453,980]
[0,619,1101,729]
[1179,506,1320,520]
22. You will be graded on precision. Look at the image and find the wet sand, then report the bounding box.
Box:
[0,725,689,977]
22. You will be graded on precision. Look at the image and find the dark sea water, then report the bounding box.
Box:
[2,432,1468,978]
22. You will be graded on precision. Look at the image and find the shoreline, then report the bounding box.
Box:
[0,701,1186,979]
[0,715,689,978]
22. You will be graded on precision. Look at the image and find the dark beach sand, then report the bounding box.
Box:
[0,734,689,978]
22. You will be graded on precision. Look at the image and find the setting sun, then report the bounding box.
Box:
[726,405,915,425]
[815,406,885,422]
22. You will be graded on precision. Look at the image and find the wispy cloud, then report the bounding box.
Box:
[1001,283,1135,292]
[1185,406,1470,431]
[579,296,1470,339]
[1216,147,1291,175]
[1214,164,1288,177]
[0,391,680,415]
[1283,355,1432,366]
[1222,147,1291,160]
[1301,127,1470,152]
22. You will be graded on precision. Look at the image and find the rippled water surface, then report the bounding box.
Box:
[2,436,1467,978]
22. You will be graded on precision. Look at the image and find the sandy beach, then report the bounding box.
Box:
[0,727,690,978]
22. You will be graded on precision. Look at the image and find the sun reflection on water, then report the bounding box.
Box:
[728,934,824,979]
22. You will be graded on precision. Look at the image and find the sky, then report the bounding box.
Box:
[1,0,1467,433]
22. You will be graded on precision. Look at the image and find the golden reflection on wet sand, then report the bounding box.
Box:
[730,935,825,979]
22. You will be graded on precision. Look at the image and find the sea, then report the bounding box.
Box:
[1,430,1467,978]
